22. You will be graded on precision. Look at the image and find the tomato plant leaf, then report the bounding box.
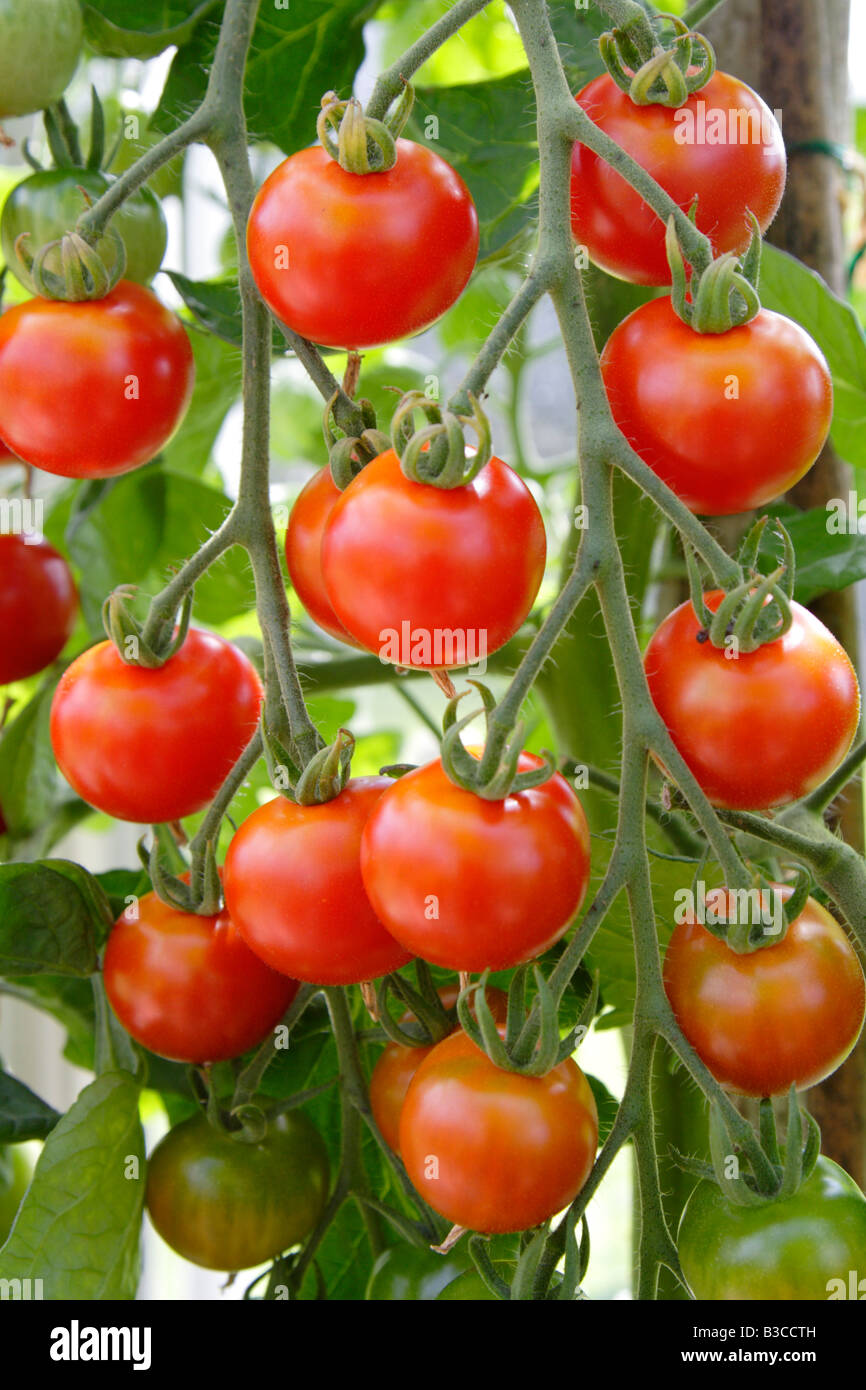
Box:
[758,244,866,470]
[547,0,610,88]
[0,861,111,977]
[65,466,166,634]
[759,502,866,603]
[585,1072,620,1146]
[81,0,219,60]
[0,1071,145,1299]
[0,1070,61,1143]
[161,329,242,477]
[152,473,256,624]
[166,273,247,348]
[152,1,375,155]
[0,676,63,837]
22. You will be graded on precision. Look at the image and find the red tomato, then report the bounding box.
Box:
[0,281,194,479]
[0,534,77,684]
[644,591,860,810]
[370,985,509,1153]
[601,298,833,516]
[223,778,413,986]
[285,466,356,644]
[400,1030,598,1233]
[50,628,263,823]
[103,887,298,1063]
[360,755,591,971]
[570,71,786,285]
[664,887,866,1097]
[321,449,546,670]
[247,140,479,349]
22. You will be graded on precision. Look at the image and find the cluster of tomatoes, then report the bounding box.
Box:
[3,18,866,1297]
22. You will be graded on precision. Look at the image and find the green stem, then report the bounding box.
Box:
[683,0,729,26]
[77,110,209,241]
[365,0,496,121]
[449,267,553,414]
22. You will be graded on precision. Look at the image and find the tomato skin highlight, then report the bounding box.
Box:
[0,534,77,684]
[400,1030,599,1233]
[643,591,860,810]
[321,449,546,670]
[370,986,509,1153]
[601,298,832,516]
[247,139,479,349]
[49,628,263,824]
[285,465,356,644]
[663,888,865,1098]
[365,1243,473,1301]
[570,71,786,285]
[103,889,298,1064]
[223,778,413,986]
[145,1109,330,1272]
[678,1157,866,1300]
[0,281,194,479]
[361,756,590,971]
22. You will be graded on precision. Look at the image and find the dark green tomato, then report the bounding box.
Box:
[145,1110,330,1272]
[1,169,167,292]
[365,1243,472,1301]
[437,1270,502,1300]
[678,1157,866,1301]
[0,1145,31,1242]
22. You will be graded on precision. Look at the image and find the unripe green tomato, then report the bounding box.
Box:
[436,1269,502,1300]
[0,1145,32,1242]
[365,1243,472,1300]
[0,0,82,119]
[678,1157,866,1300]
[1,169,167,292]
[145,1109,330,1272]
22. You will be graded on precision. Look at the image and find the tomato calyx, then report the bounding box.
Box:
[391,389,492,489]
[324,391,390,490]
[294,727,355,806]
[666,213,762,332]
[373,967,456,1048]
[102,585,194,668]
[16,220,126,301]
[317,84,414,175]
[440,681,555,800]
[457,965,593,1079]
[685,519,794,656]
[600,11,715,108]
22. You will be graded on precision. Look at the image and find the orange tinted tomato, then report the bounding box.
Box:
[663,888,866,1097]
[50,628,263,823]
[103,888,298,1063]
[570,71,785,286]
[223,778,413,986]
[644,592,860,810]
[361,755,591,971]
[400,1030,598,1233]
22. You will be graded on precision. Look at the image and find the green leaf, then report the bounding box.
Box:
[82,0,219,59]
[0,975,96,1066]
[0,1071,61,1144]
[152,473,255,625]
[166,273,246,348]
[0,861,111,977]
[758,244,866,470]
[0,1072,145,1299]
[94,868,152,921]
[0,676,64,837]
[162,328,242,476]
[406,75,540,263]
[759,502,866,604]
[547,0,610,89]
[65,466,166,634]
[152,1,375,155]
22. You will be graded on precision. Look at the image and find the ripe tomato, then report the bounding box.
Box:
[0,534,77,684]
[223,779,413,986]
[570,71,786,285]
[644,591,860,810]
[2,169,168,292]
[102,887,298,1064]
[370,985,509,1153]
[400,1030,598,1233]
[0,0,82,120]
[678,1157,866,1300]
[321,449,546,670]
[0,281,194,480]
[601,298,832,516]
[146,1109,330,1271]
[285,466,356,644]
[360,755,590,971]
[664,887,865,1097]
[365,1243,472,1301]
[247,139,479,349]
[50,628,263,824]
